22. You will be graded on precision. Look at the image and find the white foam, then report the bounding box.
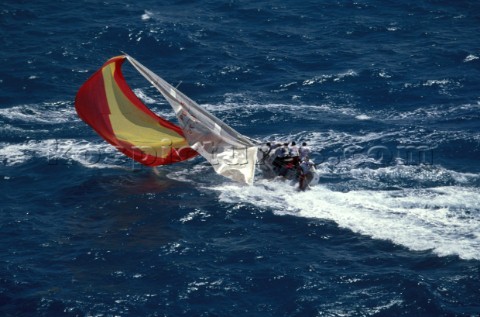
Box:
[402,78,462,96]
[166,163,209,184]
[141,10,153,21]
[355,114,371,120]
[378,71,391,78]
[303,70,358,86]
[203,99,371,126]
[306,130,399,149]
[0,139,126,168]
[464,54,479,62]
[423,79,451,87]
[203,99,476,128]
[133,88,157,104]
[213,181,480,260]
[0,101,78,124]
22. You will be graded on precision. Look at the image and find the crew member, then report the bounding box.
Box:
[298,159,315,190]
[289,141,300,166]
[258,142,272,162]
[299,142,311,162]
[289,141,299,158]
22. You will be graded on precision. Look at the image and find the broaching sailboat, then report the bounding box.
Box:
[75,55,318,189]
[75,55,258,185]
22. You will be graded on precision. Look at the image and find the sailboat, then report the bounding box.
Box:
[75,54,319,188]
[75,55,258,185]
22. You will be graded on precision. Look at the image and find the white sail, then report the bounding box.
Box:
[125,55,258,185]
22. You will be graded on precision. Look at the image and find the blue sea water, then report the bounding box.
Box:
[1,0,480,316]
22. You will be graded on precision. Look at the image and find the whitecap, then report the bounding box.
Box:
[141,10,153,21]
[303,70,357,86]
[355,114,371,120]
[423,79,450,87]
[0,139,127,168]
[464,54,479,62]
[378,71,391,78]
[0,101,78,124]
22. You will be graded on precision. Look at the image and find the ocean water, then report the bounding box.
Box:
[1,0,479,316]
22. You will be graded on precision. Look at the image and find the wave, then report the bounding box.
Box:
[302,70,358,86]
[383,102,480,123]
[0,139,126,168]
[0,101,78,124]
[2,97,477,171]
[464,54,479,62]
[202,96,480,131]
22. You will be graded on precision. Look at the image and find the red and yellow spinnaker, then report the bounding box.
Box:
[75,56,198,166]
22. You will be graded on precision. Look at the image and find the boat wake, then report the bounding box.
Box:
[212,178,480,261]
